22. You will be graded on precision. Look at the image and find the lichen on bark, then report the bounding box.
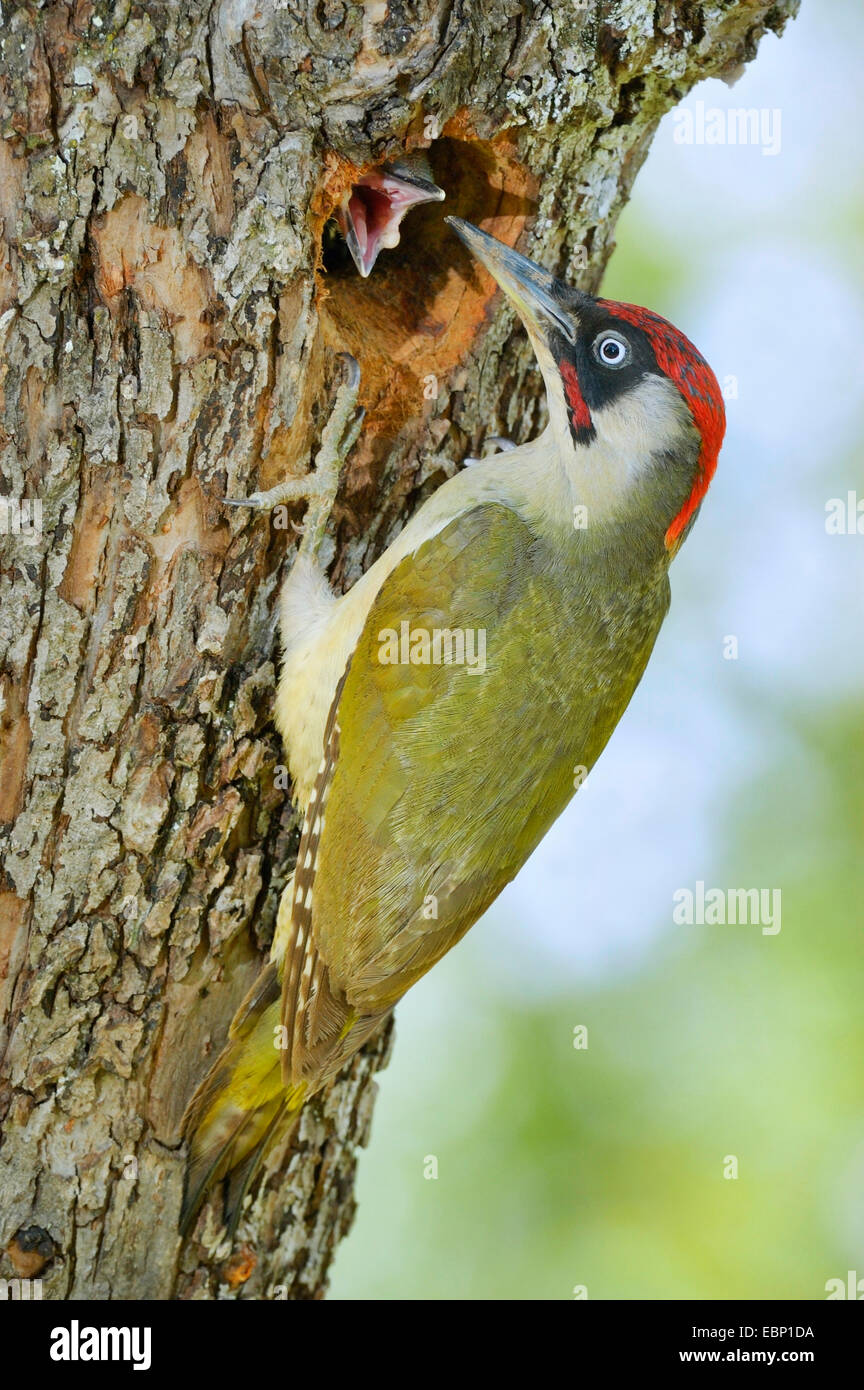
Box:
[0,0,798,1299]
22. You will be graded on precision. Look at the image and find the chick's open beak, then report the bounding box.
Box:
[336,158,445,278]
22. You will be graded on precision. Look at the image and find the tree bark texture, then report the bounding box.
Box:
[0,0,797,1299]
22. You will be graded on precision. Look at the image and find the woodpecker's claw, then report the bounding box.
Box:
[223,496,267,509]
[334,155,445,278]
[341,351,361,391]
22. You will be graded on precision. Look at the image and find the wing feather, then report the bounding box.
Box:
[280,500,666,1080]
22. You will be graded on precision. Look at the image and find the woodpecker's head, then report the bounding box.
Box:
[447,218,725,554]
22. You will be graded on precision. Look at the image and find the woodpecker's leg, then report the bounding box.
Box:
[226,354,364,566]
[231,353,365,787]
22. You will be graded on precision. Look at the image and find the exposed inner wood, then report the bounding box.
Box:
[317,133,539,441]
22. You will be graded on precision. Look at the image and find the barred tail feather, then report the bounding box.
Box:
[222,1103,303,1240]
[179,962,306,1236]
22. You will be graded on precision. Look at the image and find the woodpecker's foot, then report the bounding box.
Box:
[226,354,364,560]
[464,436,517,467]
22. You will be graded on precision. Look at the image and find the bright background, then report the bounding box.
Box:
[331,0,864,1300]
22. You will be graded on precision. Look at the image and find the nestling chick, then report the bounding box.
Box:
[333,154,445,277]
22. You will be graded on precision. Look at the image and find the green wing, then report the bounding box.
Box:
[282,501,665,1082]
[186,501,668,1214]
[317,502,559,1009]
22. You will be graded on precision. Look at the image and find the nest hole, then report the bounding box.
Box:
[317,135,538,442]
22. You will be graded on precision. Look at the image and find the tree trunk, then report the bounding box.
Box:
[0,0,797,1300]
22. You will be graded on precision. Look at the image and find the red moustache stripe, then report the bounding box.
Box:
[560,360,592,432]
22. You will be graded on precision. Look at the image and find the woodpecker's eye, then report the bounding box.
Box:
[593,331,630,368]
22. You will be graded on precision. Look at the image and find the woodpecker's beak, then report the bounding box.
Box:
[336,159,445,278]
[446,217,578,346]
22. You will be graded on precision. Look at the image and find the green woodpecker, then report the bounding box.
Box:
[181,218,725,1234]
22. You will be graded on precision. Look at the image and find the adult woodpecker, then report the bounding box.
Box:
[181,218,725,1234]
[333,155,445,277]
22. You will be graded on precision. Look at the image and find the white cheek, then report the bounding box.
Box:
[556,373,691,522]
[598,374,689,454]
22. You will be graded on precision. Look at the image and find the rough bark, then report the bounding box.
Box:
[0,0,797,1300]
